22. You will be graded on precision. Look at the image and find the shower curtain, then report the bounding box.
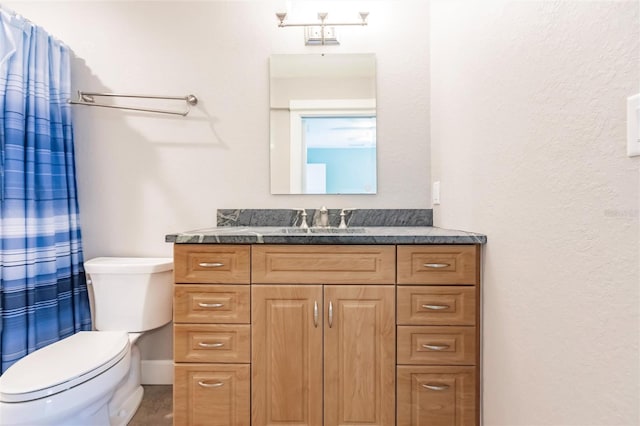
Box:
[0,10,92,374]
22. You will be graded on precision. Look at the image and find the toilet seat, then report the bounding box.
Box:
[0,331,129,403]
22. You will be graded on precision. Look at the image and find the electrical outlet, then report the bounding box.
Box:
[628,94,640,157]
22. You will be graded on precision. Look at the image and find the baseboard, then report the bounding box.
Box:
[141,360,173,385]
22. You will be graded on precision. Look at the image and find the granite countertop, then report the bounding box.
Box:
[165,209,487,245]
[165,225,487,245]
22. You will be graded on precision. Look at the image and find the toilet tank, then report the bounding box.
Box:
[84,257,173,332]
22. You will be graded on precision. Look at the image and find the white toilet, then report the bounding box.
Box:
[0,257,173,426]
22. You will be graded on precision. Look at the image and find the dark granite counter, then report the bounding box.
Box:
[166,209,486,245]
[165,225,486,245]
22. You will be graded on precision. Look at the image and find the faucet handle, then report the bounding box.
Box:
[338,208,357,229]
[293,208,309,229]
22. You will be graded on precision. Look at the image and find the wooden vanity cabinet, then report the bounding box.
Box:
[173,243,481,426]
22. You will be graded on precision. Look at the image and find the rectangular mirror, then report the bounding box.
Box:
[270,54,377,194]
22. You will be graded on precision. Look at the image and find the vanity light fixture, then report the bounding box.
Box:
[275,11,369,46]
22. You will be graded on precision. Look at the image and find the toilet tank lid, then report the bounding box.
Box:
[84,257,173,273]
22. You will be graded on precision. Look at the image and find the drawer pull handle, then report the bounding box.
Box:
[198,380,224,388]
[423,263,450,268]
[422,304,450,310]
[198,342,224,348]
[198,302,224,308]
[198,262,225,268]
[313,301,319,328]
[422,344,450,351]
[422,383,450,391]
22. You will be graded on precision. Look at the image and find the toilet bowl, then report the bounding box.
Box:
[0,257,173,426]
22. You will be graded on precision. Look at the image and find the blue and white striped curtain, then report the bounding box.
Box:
[0,10,92,374]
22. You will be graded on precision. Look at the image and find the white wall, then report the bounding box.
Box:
[4,0,430,368]
[431,1,639,425]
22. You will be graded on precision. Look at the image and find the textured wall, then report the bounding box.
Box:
[4,0,430,259]
[4,0,429,366]
[431,1,639,424]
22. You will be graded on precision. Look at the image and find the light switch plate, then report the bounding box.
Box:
[627,94,640,157]
[305,26,339,45]
[432,181,441,205]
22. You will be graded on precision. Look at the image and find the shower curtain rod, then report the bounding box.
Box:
[69,91,198,116]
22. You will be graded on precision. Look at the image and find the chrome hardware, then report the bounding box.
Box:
[314,301,319,328]
[275,11,369,47]
[422,304,450,310]
[198,381,224,388]
[293,208,309,229]
[198,262,224,268]
[314,206,330,228]
[423,263,450,268]
[198,302,224,308]
[422,344,450,351]
[198,342,224,348]
[69,91,198,116]
[422,383,449,391]
[328,301,333,328]
[338,208,357,229]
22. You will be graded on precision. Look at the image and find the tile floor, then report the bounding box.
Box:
[129,385,173,425]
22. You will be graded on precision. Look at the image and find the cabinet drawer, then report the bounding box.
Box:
[174,324,250,363]
[397,326,476,365]
[397,366,477,426]
[174,363,250,426]
[252,245,396,284]
[397,245,478,285]
[174,245,250,284]
[397,286,476,326]
[174,285,250,324]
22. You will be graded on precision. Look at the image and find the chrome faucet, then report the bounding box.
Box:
[314,206,330,228]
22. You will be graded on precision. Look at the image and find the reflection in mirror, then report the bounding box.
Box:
[270,54,376,194]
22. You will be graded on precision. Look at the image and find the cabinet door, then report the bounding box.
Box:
[174,364,250,426]
[324,285,395,426]
[397,366,477,426]
[252,285,323,426]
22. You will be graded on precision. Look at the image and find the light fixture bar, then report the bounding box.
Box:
[276,12,368,46]
[275,11,369,28]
